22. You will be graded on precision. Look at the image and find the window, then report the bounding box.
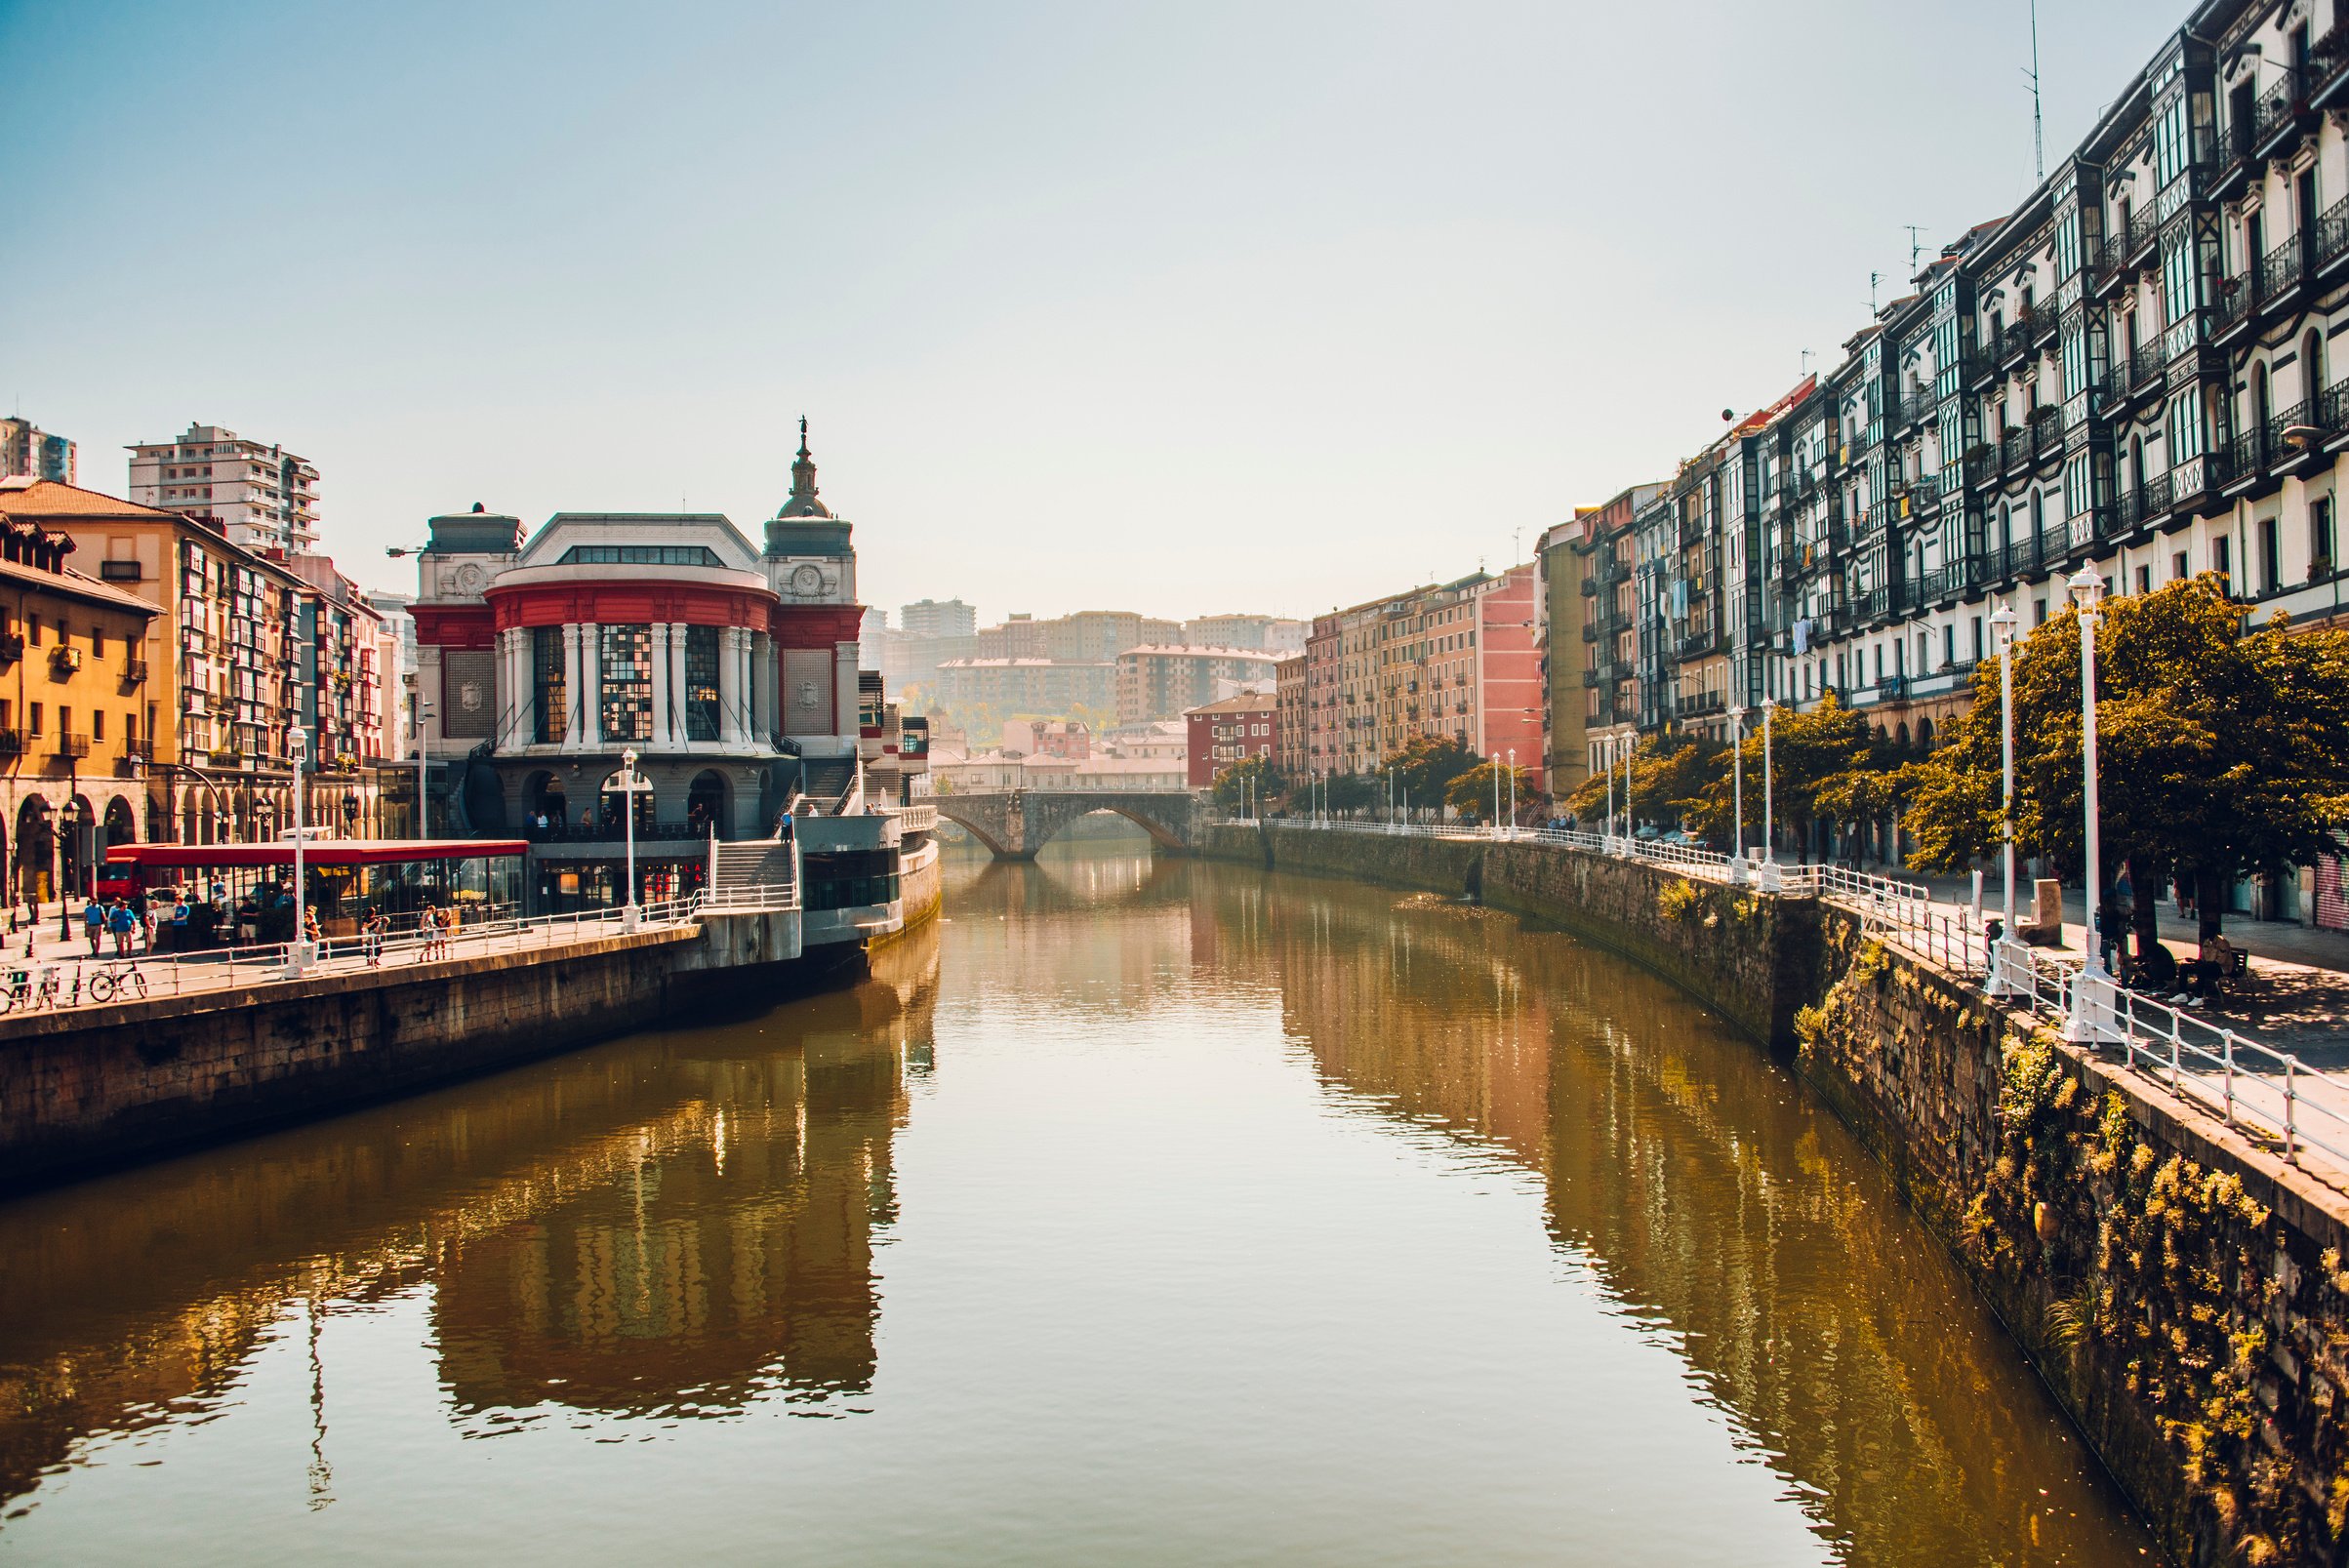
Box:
[598,624,653,742]
[27,704,40,736]
[1944,624,1957,666]
[2314,498,2336,576]
[2260,515,2282,591]
[2215,535,2233,586]
[59,706,70,740]
[534,626,567,744]
[2034,598,2049,625]
[2136,565,2151,593]
[1970,616,1984,660]
[684,624,720,742]
[91,627,103,659]
[556,544,727,568]
[92,711,104,741]
[127,713,138,744]
[2173,551,2189,581]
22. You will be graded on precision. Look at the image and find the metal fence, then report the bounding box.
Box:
[0,882,799,1017]
[1268,815,2349,1176]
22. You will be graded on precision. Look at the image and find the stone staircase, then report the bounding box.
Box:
[709,838,796,907]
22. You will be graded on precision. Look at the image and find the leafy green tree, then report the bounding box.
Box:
[1212,755,1282,811]
[1447,759,1540,823]
[1903,576,2349,956]
[1325,771,1380,816]
[1380,734,1478,807]
[1563,731,1726,832]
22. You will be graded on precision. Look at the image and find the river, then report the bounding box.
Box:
[0,838,2156,1564]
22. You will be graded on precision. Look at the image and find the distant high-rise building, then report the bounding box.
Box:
[899,597,976,639]
[0,417,76,485]
[1182,614,1306,656]
[127,422,320,552]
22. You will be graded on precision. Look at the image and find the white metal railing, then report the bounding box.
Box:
[0,882,798,1017]
[1269,815,2349,1176]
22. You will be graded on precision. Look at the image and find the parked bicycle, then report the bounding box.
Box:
[0,963,64,1014]
[86,961,148,1004]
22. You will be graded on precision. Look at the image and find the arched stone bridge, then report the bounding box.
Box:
[930,789,1204,859]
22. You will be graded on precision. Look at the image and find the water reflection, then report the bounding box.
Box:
[0,838,2150,1565]
[0,927,937,1499]
[1189,868,2149,1566]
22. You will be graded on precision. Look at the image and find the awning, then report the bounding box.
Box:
[104,838,529,869]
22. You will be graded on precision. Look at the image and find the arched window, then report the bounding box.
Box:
[2305,328,2328,406]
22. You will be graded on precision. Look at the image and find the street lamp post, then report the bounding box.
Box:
[1760,698,1781,892]
[1603,737,1616,846]
[414,697,435,841]
[622,747,641,932]
[2063,568,2122,1043]
[1506,747,1517,837]
[287,726,310,976]
[1490,752,1501,838]
[1988,603,2021,995]
[1727,704,1749,885]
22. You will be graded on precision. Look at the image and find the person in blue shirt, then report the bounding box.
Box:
[106,899,136,957]
[82,897,105,957]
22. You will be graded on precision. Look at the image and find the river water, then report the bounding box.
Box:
[0,840,2156,1565]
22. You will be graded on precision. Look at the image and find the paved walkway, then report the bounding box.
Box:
[0,901,695,1015]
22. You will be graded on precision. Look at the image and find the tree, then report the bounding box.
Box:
[1903,576,2349,956]
[1212,755,1282,812]
[1563,731,1726,833]
[1447,759,1539,823]
[1380,734,1478,808]
[1325,771,1380,815]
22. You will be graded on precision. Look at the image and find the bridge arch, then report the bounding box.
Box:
[927,789,1199,860]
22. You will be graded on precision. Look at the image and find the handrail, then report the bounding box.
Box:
[1268,817,2345,1176]
[0,882,800,1016]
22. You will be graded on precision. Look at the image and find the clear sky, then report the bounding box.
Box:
[4,0,2183,624]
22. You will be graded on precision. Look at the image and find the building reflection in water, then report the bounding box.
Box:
[0,922,938,1499]
[1186,865,2145,1567]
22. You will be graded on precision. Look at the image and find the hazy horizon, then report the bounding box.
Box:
[5,0,2180,624]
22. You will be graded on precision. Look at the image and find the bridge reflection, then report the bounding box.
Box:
[0,925,939,1499]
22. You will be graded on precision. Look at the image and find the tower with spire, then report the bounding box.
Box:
[764,416,856,602]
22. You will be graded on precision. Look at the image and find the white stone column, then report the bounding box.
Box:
[671,623,691,745]
[750,633,774,747]
[561,624,585,747]
[833,640,859,743]
[506,628,526,746]
[717,626,745,744]
[578,623,600,745]
[649,623,674,745]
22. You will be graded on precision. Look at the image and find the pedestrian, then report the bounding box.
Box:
[361,906,387,967]
[107,898,135,957]
[303,905,322,950]
[417,903,438,962]
[82,896,104,957]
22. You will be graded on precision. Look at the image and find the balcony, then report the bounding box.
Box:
[1877,673,1910,702]
[2322,194,2349,279]
[53,734,90,760]
[2249,68,2314,162]
[121,657,148,687]
[0,731,21,758]
[2209,271,2258,341]
[2000,426,2031,473]
[2259,230,2311,310]
[0,634,20,666]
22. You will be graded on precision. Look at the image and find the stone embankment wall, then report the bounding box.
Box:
[0,908,842,1189]
[1199,822,2349,1566]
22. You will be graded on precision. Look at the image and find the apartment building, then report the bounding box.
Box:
[0,481,159,899]
[1535,0,2349,918]
[0,418,75,485]
[1114,645,1278,725]
[128,422,320,553]
[1182,614,1308,655]
[1296,566,1545,781]
[1184,692,1276,787]
[935,657,1114,713]
[899,597,977,639]
[1275,653,1306,778]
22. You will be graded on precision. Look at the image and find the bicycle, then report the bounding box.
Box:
[0,964,63,1015]
[87,962,148,1004]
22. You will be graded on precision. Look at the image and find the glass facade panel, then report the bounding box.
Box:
[685,624,720,742]
[533,625,566,744]
[599,624,653,743]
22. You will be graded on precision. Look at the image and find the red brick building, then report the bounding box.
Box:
[1184,692,1276,788]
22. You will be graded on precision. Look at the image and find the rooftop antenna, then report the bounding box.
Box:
[1869,270,1883,314]
[1904,224,1926,274]
[1801,348,1815,375]
[2028,0,2045,182]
